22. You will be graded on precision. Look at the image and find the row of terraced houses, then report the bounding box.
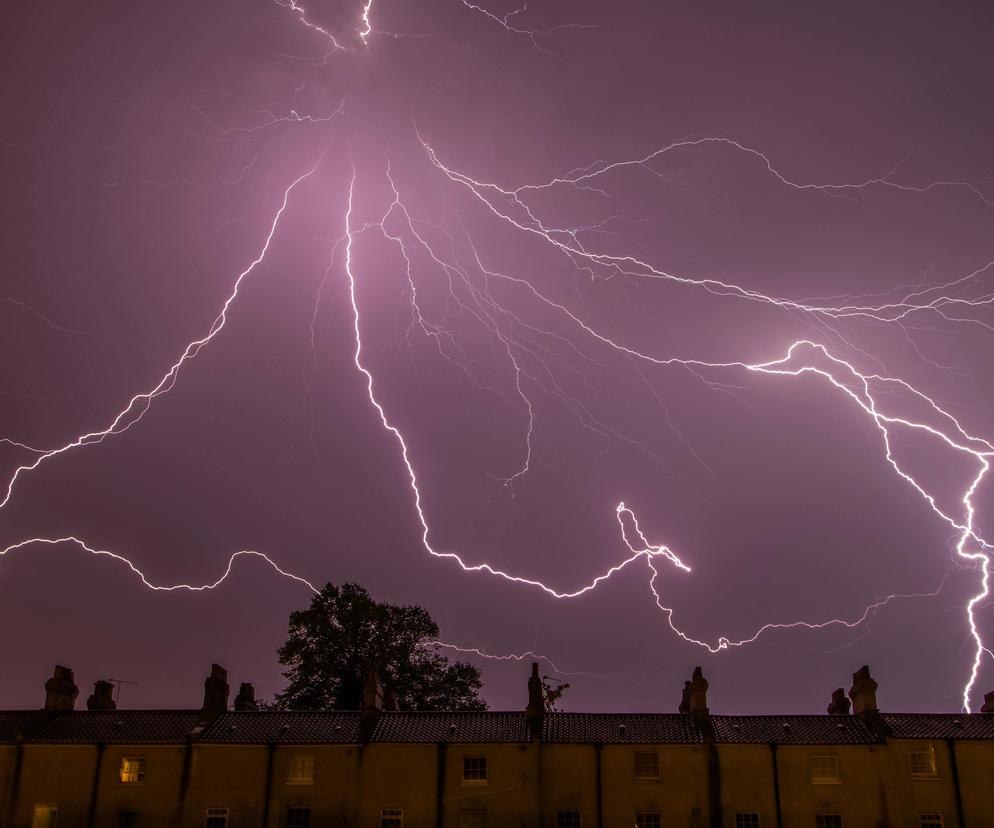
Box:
[2,662,994,828]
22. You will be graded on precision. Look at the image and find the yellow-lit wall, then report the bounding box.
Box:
[953,740,994,828]
[10,745,97,828]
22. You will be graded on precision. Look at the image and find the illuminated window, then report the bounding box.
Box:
[815,815,843,828]
[205,808,228,828]
[920,814,943,828]
[556,811,581,828]
[286,754,314,785]
[119,757,146,784]
[634,751,660,780]
[636,812,661,828]
[910,746,938,777]
[31,805,58,828]
[736,814,760,828]
[380,809,403,828]
[809,754,840,784]
[463,755,488,783]
[116,812,139,828]
[286,807,311,828]
[460,809,487,828]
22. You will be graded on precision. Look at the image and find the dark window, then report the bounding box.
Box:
[736,814,760,828]
[380,809,403,828]
[116,812,139,828]
[634,751,660,780]
[460,809,487,828]
[286,808,311,828]
[463,756,488,782]
[920,815,943,828]
[815,816,843,828]
[636,812,661,828]
[556,811,581,828]
[205,808,228,828]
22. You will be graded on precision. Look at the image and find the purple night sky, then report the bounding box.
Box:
[2,1,993,714]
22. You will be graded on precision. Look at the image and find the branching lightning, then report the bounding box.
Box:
[4,0,993,708]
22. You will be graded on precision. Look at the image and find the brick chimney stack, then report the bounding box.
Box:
[200,664,229,722]
[848,665,878,716]
[687,666,709,718]
[44,665,79,711]
[87,680,116,711]
[234,682,257,712]
[526,663,544,739]
[827,688,851,715]
[981,691,994,714]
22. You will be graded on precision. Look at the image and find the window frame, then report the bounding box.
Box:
[633,750,661,781]
[119,756,147,785]
[285,806,312,828]
[909,745,939,778]
[919,813,943,828]
[205,807,229,828]
[555,810,582,828]
[380,808,404,828]
[635,811,661,828]
[460,808,487,828]
[814,814,844,828]
[285,753,315,786]
[115,810,140,828]
[735,813,761,828]
[31,805,58,828]
[809,754,841,785]
[462,755,488,785]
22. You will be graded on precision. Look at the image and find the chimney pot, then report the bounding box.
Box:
[234,682,257,712]
[44,665,79,711]
[827,688,851,715]
[981,691,994,714]
[525,663,544,739]
[848,665,879,716]
[200,663,230,722]
[87,680,117,711]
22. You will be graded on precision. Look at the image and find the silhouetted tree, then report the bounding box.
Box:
[541,675,570,711]
[272,582,486,711]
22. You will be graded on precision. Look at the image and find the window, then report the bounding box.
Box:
[286,754,314,785]
[634,750,660,780]
[119,757,146,784]
[205,808,228,828]
[920,815,943,828]
[460,809,487,828]
[736,814,760,828]
[809,754,840,784]
[814,816,843,828]
[910,746,938,777]
[635,812,661,828]
[286,808,311,828]
[380,809,403,828]
[116,812,139,828]
[463,755,488,783]
[31,806,58,828]
[556,811,581,828]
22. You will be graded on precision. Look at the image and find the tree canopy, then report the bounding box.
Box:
[273,582,486,711]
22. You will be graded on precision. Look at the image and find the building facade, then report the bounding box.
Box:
[2,663,994,828]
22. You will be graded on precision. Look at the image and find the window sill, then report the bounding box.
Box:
[461,780,489,787]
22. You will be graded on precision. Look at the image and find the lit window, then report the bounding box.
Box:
[205,808,228,828]
[286,807,311,828]
[380,809,403,828]
[920,814,943,828]
[809,754,840,784]
[119,757,146,784]
[634,751,660,780]
[910,746,938,777]
[32,805,58,828]
[736,814,760,828]
[461,809,487,828]
[556,811,581,828]
[116,812,139,828]
[636,812,661,828]
[463,756,488,783]
[815,815,843,828]
[286,754,314,785]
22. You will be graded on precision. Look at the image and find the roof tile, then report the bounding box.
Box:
[542,713,703,744]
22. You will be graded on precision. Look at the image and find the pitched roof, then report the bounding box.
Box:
[881,713,994,740]
[0,711,44,743]
[371,711,529,743]
[28,710,202,743]
[542,713,703,744]
[199,712,362,744]
[711,715,883,745]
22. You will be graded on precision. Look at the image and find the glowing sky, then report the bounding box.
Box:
[2,0,993,713]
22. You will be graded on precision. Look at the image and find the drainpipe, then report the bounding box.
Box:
[769,744,783,828]
[85,743,105,828]
[945,738,965,828]
[595,744,603,828]
[261,742,276,828]
[3,741,24,827]
[436,742,447,828]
